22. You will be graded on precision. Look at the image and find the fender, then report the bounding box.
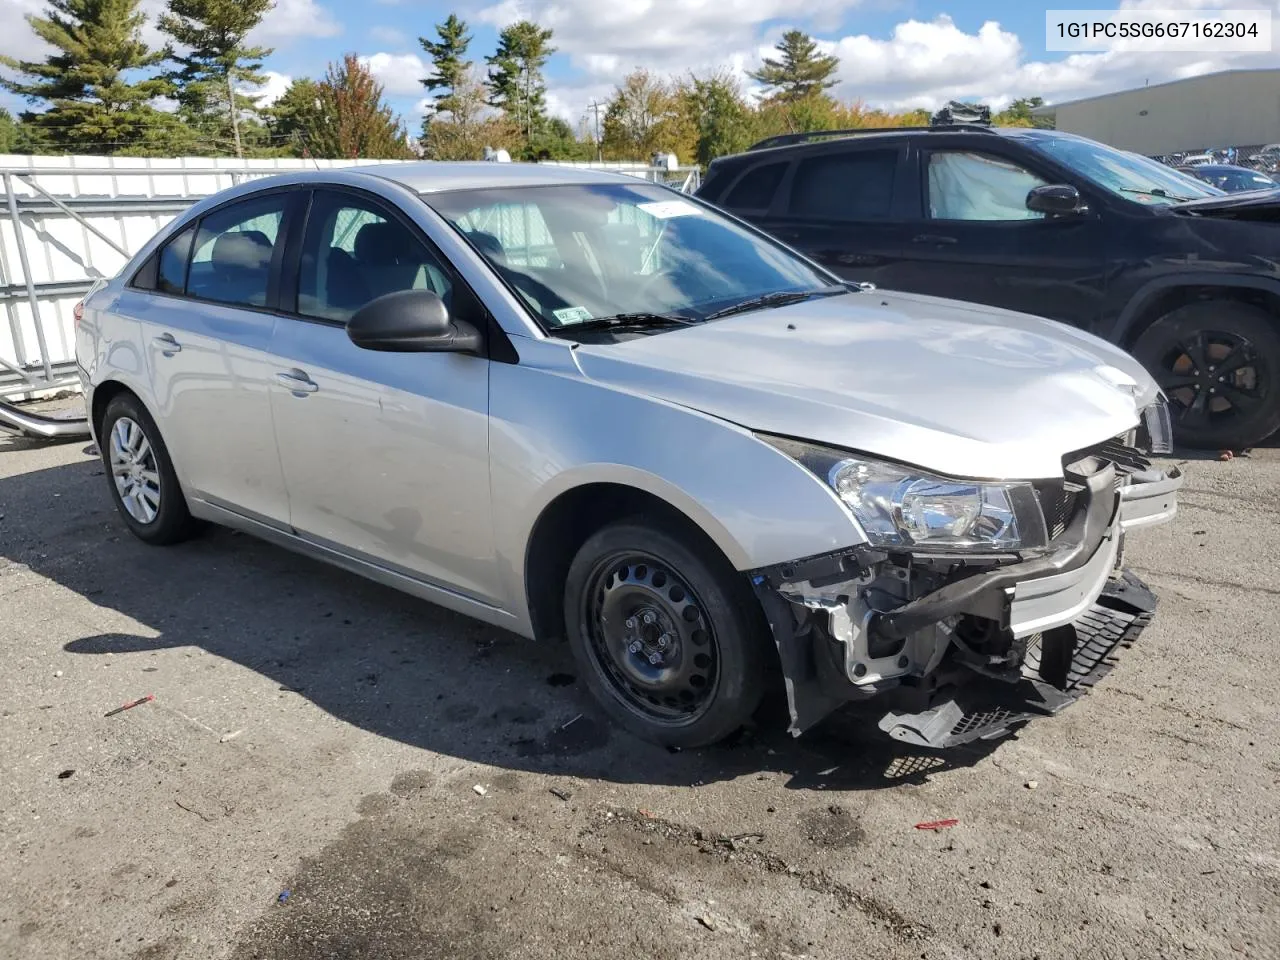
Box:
[1108,272,1280,345]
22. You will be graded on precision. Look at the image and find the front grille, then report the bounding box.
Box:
[1065,435,1151,477]
[1035,482,1077,539]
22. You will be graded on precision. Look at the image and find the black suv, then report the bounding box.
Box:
[697,124,1280,449]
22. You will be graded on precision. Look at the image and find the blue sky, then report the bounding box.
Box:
[2,0,1278,134]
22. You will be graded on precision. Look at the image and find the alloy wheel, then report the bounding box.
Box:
[1151,329,1268,435]
[109,416,162,524]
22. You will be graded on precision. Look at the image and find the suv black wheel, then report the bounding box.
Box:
[1132,301,1280,449]
[563,519,768,748]
[99,392,202,545]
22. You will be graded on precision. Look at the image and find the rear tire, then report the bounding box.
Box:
[1131,300,1280,449]
[99,392,201,545]
[563,518,768,749]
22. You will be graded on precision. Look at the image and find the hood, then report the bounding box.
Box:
[572,290,1159,480]
[1172,189,1280,220]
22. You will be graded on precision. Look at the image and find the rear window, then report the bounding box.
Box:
[788,149,898,220]
[723,162,787,211]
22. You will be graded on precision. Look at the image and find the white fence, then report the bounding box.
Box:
[0,153,701,401]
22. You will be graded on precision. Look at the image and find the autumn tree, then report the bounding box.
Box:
[422,67,519,160]
[601,68,683,160]
[159,0,274,157]
[0,0,188,155]
[486,20,555,150]
[308,54,413,159]
[750,30,840,104]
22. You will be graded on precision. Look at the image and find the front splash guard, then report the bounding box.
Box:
[878,570,1157,749]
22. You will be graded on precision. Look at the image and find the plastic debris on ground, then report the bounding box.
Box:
[104,694,154,717]
[914,818,959,831]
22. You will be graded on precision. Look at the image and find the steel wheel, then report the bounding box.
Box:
[109,416,162,525]
[580,550,721,725]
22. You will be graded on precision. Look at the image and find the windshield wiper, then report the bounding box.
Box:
[1118,186,1196,202]
[557,312,699,333]
[702,286,846,321]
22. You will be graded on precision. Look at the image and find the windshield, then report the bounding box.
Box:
[1195,167,1279,193]
[425,182,838,331]
[1027,135,1224,204]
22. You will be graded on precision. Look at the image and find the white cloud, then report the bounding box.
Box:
[251,0,342,45]
[360,53,428,97]
[249,71,293,106]
[0,0,54,63]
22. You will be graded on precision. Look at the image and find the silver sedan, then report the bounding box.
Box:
[76,162,1182,750]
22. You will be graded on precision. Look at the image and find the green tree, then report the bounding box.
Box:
[265,77,324,156]
[601,68,680,160]
[159,0,275,158]
[421,67,518,160]
[485,20,555,150]
[749,30,840,104]
[995,96,1051,129]
[0,0,187,155]
[0,107,21,153]
[680,71,754,164]
[420,13,472,120]
[308,54,413,159]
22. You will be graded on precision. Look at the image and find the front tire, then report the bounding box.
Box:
[1131,301,1280,449]
[564,519,768,749]
[99,392,200,545]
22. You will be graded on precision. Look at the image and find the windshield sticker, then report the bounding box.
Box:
[637,199,701,220]
[553,306,594,324]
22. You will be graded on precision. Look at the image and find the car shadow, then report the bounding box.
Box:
[3,449,1006,793]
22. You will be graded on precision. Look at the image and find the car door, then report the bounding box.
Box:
[266,187,499,603]
[744,142,913,286]
[887,144,1108,328]
[125,190,296,526]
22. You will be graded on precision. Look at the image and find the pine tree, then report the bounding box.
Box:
[0,0,187,155]
[266,77,324,156]
[680,71,754,165]
[420,13,472,121]
[159,0,274,157]
[485,20,555,150]
[309,54,413,160]
[749,30,840,104]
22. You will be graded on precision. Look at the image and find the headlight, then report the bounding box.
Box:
[759,435,1049,553]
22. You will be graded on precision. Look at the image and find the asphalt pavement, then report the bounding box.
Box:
[1,424,1277,960]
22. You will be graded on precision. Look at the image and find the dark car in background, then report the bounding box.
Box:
[1176,163,1280,193]
[697,125,1280,450]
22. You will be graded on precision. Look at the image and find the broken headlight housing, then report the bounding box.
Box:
[1139,396,1173,455]
[759,435,1049,553]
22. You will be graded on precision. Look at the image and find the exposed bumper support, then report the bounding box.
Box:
[0,399,91,441]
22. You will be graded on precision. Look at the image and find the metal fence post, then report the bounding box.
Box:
[3,172,53,382]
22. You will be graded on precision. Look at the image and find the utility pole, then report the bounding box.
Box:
[226,67,244,159]
[587,99,604,161]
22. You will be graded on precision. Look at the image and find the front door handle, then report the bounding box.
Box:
[151,333,181,355]
[911,234,958,245]
[276,370,319,394]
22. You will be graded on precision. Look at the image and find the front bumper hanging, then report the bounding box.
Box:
[751,453,1183,749]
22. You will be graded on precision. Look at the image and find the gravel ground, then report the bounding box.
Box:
[1,420,1277,960]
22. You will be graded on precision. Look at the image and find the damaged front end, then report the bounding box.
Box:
[751,433,1183,749]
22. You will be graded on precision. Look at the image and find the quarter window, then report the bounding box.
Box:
[187,194,287,307]
[927,152,1048,221]
[156,226,195,295]
[789,149,898,220]
[297,191,454,323]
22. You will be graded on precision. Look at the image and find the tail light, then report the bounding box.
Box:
[73,301,84,328]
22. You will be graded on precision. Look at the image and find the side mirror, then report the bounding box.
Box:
[346,289,483,354]
[1026,184,1087,217]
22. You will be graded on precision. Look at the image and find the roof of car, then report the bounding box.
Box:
[353,161,642,193]
[1192,164,1267,174]
[733,124,1080,160]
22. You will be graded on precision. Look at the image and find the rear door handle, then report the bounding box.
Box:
[151,333,181,355]
[276,370,319,394]
[911,234,958,245]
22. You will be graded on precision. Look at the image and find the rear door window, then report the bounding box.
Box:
[156,226,195,295]
[187,193,288,307]
[723,162,787,212]
[787,149,899,220]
